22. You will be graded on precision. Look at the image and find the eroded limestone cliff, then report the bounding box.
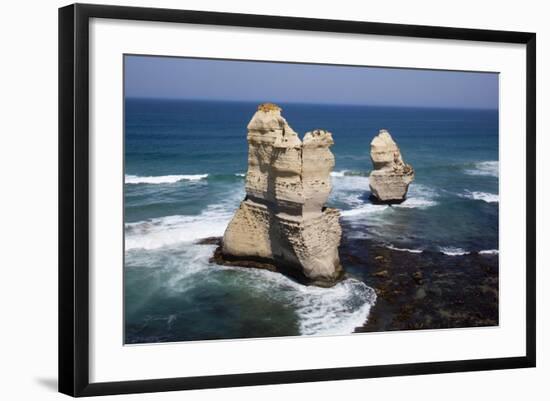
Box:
[219,103,342,286]
[369,129,414,203]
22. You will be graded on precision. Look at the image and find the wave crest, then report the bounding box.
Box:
[330,170,369,178]
[479,249,499,255]
[340,203,388,217]
[440,246,469,256]
[294,279,376,335]
[125,174,208,184]
[125,191,242,249]
[386,244,423,254]
[206,263,377,336]
[465,161,499,178]
[395,197,438,209]
[462,190,499,203]
[394,184,439,209]
[127,244,377,336]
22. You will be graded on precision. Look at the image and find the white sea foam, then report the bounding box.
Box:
[479,249,499,255]
[235,173,246,177]
[399,184,438,208]
[125,213,229,250]
[462,190,499,203]
[440,246,469,256]
[334,181,437,219]
[395,197,438,209]
[340,204,388,217]
[125,174,208,184]
[329,172,375,218]
[294,280,376,335]
[386,245,423,254]
[465,161,499,178]
[215,263,377,336]
[330,170,348,178]
[330,170,371,178]
[330,191,363,210]
[330,172,370,193]
[339,193,364,207]
[128,243,377,336]
[125,191,243,250]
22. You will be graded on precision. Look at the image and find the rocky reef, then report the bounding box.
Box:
[369,129,414,203]
[217,103,343,286]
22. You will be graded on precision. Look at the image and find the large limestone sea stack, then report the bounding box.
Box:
[369,129,414,203]
[218,103,343,286]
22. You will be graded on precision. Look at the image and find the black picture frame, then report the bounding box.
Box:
[59,3,536,397]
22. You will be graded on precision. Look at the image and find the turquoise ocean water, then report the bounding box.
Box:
[124,99,499,343]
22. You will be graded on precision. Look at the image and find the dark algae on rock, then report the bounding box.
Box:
[338,223,498,332]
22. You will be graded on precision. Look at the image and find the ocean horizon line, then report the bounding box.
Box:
[124,97,498,112]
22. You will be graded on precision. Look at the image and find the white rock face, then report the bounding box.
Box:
[369,129,414,202]
[222,104,342,285]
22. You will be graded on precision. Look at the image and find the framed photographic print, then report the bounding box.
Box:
[58,3,536,397]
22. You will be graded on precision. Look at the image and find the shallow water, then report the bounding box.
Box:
[124,99,498,343]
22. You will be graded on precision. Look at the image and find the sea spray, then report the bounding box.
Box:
[125,191,243,250]
[439,246,469,256]
[462,190,499,203]
[125,174,208,184]
[125,243,376,341]
[464,161,499,177]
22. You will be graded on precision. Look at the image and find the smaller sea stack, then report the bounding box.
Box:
[369,129,414,203]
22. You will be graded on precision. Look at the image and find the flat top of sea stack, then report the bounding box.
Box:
[257,103,281,112]
[303,129,334,146]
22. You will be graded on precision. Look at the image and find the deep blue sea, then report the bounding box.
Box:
[124,99,499,343]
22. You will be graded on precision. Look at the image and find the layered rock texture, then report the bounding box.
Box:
[369,129,414,203]
[220,103,342,286]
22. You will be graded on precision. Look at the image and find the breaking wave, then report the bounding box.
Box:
[395,184,439,209]
[440,246,469,256]
[330,170,369,178]
[125,174,208,184]
[330,171,370,194]
[395,197,437,209]
[127,244,377,337]
[386,244,423,254]
[125,191,242,250]
[462,190,499,203]
[227,265,377,336]
[464,161,499,178]
[330,174,438,220]
[479,249,499,255]
[330,171,347,178]
[293,279,377,335]
[340,202,388,217]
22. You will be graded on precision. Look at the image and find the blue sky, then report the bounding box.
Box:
[125,55,498,109]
